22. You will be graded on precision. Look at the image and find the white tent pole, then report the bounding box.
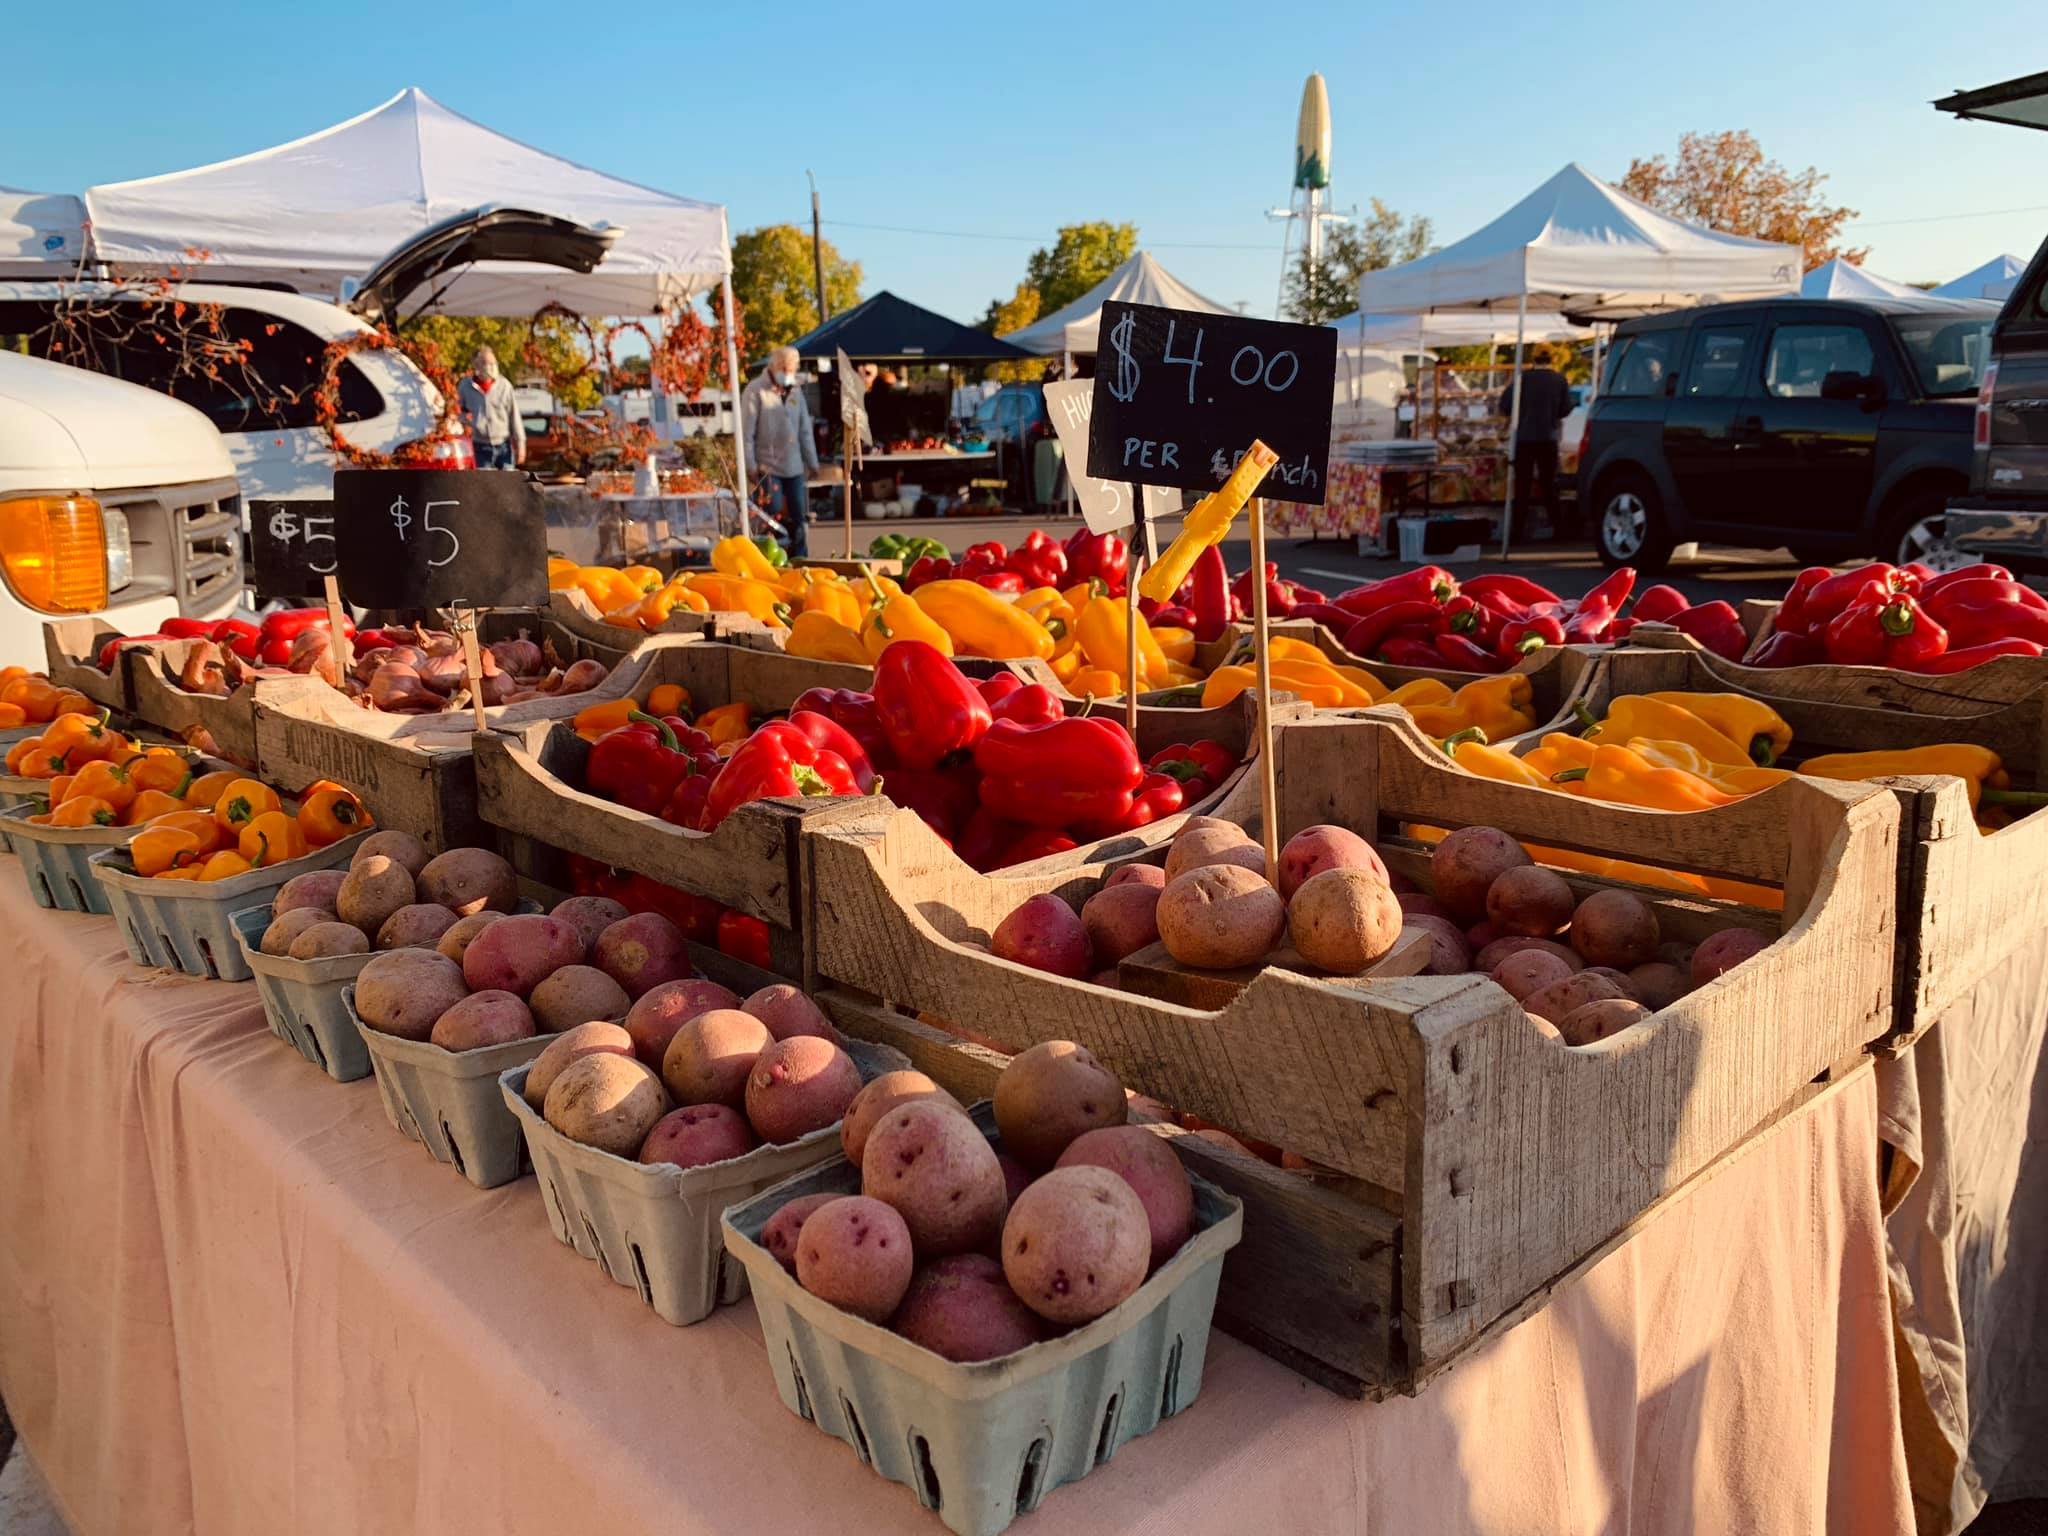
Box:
[721,273,750,538]
[1062,345,1076,521]
[1500,288,1527,560]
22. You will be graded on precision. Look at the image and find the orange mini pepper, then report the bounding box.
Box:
[239,810,308,864]
[48,690,93,719]
[697,701,751,746]
[48,795,117,828]
[67,759,136,813]
[1,677,59,723]
[646,683,691,718]
[132,825,207,877]
[42,709,119,762]
[125,748,196,796]
[122,789,187,825]
[573,698,638,743]
[297,784,372,846]
[214,777,281,833]
[0,703,28,729]
[195,848,254,881]
[148,809,224,855]
[183,769,237,809]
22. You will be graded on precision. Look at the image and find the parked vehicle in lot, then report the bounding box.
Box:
[0,350,241,657]
[1579,297,1991,571]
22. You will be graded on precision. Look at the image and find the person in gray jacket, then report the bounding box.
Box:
[457,347,525,469]
[742,345,819,556]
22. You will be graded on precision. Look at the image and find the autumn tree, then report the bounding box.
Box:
[730,224,863,354]
[1619,130,1865,269]
[1281,199,1434,325]
[977,281,1048,383]
[1024,221,1138,314]
[400,312,605,409]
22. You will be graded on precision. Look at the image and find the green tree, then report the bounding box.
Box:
[1281,199,1433,325]
[1023,222,1138,315]
[978,281,1048,383]
[1619,130,1865,269]
[730,224,862,354]
[400,312,605,409]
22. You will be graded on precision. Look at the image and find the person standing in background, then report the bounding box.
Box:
[742,345,818,557]
[458,346,524,469]
[1497,343,1572,541]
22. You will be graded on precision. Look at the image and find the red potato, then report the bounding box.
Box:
[861,1100,1008,1258]
[1430,826,1531,922]
[1485,865,1576,937]
[661,1009,771,1107]
[528,964,632,1033]
[461,914,585,998]
[1627,961,1691,1011]
[524,1021,635,1108]
[543,1053,670,1158]
[1521,970,1627,1025]
[1056,1125,1195,1263]
[336,856,416,937]
[1164,826,1264,883]
[891,1253,1048,1363]
[376,903,461,952]
[1080,882,1161,967]
[746,1036,862,1143]
[995,1040,1129,1171]
[274,869,347,916]
[354,949,469,1040]
[1569,889,1662,970]
[841,1071,963,1166]
[996,1152,1034,1209]
[1156,864,1286,970]
[991,893,1091,979]
[352,830,430,878]
[1105,863,1167,890]
[415,847,519,916]
[741,983,835,1042]
[1402,915,1472,975]
[1397,892,1453,923]
[261,906,333,956]
[626,978,745,1067]
[638,1102,760,1169]
[289,921,370,960]
[1692,927,1772,985]
[430,990,537,1051]
[1556,997,1650,1046]
[1491,948,1575,1002]
[436,911,508,965]
[797,1197,915,1324]
[1579,966,1641,1001]
[1277,824,1388,901]
[760,1193,839,1275]
[1001,1166,1150,1325]
[549,896,630,959]
[593,913,692,999]
[1288,867,1402,975]
[1473,935,1584,974]
[1465,920,1505,951]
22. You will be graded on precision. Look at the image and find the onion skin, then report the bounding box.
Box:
[556,659,609,695]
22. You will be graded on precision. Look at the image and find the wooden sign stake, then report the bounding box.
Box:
[843,421,856,559]
[322,574,354,678]
[1246,496,1280,887]
[1124,549,1142,737]
[453,608,490,734]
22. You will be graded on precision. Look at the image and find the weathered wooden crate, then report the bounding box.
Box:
[476,639,1293,976]
[801,710,1900,1391]
[252,636,671,852]
[40,619,132,712]
[126,639,259,766]
[1578,643,2048,1048]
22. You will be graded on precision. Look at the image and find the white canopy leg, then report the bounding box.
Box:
[722,274,749,537]
[1500,290,1528,560]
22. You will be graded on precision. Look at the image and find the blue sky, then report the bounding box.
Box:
[7,0,2046,322]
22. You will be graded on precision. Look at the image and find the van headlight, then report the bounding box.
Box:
[103,505,133,593]
[0,495,110,613]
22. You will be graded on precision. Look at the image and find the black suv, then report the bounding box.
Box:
[1579,297,1991,572]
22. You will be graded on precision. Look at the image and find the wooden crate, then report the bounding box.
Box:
[126,639,259,766]
[1580,643,2048,1047]
[40,620,132,712]
[801,711,1899,1389]
[252,637,673,853]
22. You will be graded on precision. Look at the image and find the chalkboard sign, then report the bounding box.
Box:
[1085,302,1336,505]
[331,469,548,609]
[247,500,337,602]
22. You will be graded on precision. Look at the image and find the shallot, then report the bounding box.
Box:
[556,659,609,695]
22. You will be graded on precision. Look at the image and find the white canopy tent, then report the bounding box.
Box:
[1933,253,2027,302]
[0,187,87,278]
[1328,307,1589,352]
[1355,162,1801,553]
[1800,257,1937,302]
[81,87,751,525]
[1000,251,1231,355]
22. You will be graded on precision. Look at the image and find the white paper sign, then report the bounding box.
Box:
[1042,380,1179,535]
[835,346,871,448]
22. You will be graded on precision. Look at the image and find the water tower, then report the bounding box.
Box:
[1267,72,1351,312]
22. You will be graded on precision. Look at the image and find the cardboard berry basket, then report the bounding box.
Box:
[798,710,1900,1394]
[473,637,1296,977]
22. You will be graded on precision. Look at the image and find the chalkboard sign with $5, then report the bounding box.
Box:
[331,469,549,609]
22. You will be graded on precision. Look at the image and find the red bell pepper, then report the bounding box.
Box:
[881,765,979,841]
[353,627,400,654]
[1229,561,1287,619]
[972,570,1028,595]
[716,910,774,969]
[260,607,353,641]
[972,716,1144,828]
[1944,600,2048,649]
[1499,613,1565,658]
[903,555,954,591]
[702,721,860,828]
[1280,580,1328,607]
[1923,579,2048,635]
[955,541,1009,581]
[1667,601,1747,660]
[210,618,262,660]
[1380,636,1448,669]
[1459,573,1557,607]
[1575,567,1637,623]
[662,770,715,831]
[784,709,880,793]
[1434,633,1510,672]
[1005,530,1067,589]
[873,641,991,769]
[1747,629,1827,668]
[1630,585,1689,624]
[989,682,1065,727]
[1803,565,1902,635]
[1074,772,1184,840]
[98,633,167,671]
[1147,740,1235,801]
[1064,529,1129,596]
[956,808,1026,871]
[1607,617,1639,642]
[1184,544,1232,642]
[587,711,695,816]
[1147,601,1198,629]
[1343,599,1446,659]
[1919,564,2015,597]
[1899,562,1937,591]
[977,673,1023,707]
[1909,637,2045,673]
[1335,566,1457,615]
[790,686,892,769]
[1442,594,1503,647]
[1773,567,1833,636]
[1823,590,1948,668]
[159,616,216,639]
[995,827,1081,867]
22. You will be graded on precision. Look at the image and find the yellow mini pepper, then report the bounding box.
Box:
[1640,693,1793,765]
[1075,597,1169,683]
[710,535,781,583]
[1628,740,1793,797]
[1409,675,1537,742]
[696,702,752,746]
[914,580,1057,661]
[786,611,871,666]
[1797,744,2026,813]
[1557,744,1739,811]
[861,594,953,661]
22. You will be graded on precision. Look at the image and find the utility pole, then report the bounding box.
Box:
[807,171,830,325]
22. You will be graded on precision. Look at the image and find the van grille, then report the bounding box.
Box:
[90,475,244,615]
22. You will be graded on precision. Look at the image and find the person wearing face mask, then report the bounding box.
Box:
[741,345,818,557]
[458,346,525,469]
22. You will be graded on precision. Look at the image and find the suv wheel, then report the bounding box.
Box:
[1593,473,1673,573]
[1883,491,1980,574]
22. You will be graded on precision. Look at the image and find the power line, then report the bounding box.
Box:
[1846,202,2048,229]
[813,217,1275,251]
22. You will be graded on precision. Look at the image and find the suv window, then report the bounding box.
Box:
[1604,331,1679,397]
[0,297,382,431]
[1764,323,1875,398]
[1891,314,1994,398]
[1680,326,1752,397]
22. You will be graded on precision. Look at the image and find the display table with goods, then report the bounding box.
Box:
[0,858,1913,1535]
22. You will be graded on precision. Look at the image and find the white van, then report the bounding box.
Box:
[0,350,241,659]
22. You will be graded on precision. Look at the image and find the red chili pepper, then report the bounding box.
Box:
[1774,567,1833,636]
[989,682,1065,727]
[1668,601,1748,661]
[1185,544,1232,643]
[783,710,880,793]
[996,827,1082,867]
[1229,561,1278,616]
[1460,573,1558,607]
[716,910,773,969]
[1944,600,2048,649]
[1576,567,1637,620]
[1923,579,2048,634]
[1074,771,1185,840]
[1908,638,2045,673]
[1899,562,1937,591]
[1004,530,1068,590]
[873,641,992,769]
[1432,632,1510,672]
[1442,594,1503,646]
[702,721,859,828]
[880,765,980,840]
[1499,613,1565,658]
[1630,584,1689,624]
[1607,617,1638,642]
[1063,529,1130,596]
[1335,566,1457,616]
[1147,740,1236,801]
[789,687,892,769]
[260,607,354,642]
[956,808,1026,871]
[1379,636,1448,669]
[1919,564,2014,597]
[159,617,215,639]
[1281,580,1328,607]
[210,618,262,660]
[1286,601,1360,634]
[1804,564,1900,634]
[587,711,694,816]
[1747,629,1827,668]
[1824,591,1948,668]
[972,716,1144,828]
[903,555,954,591]
[955,541,1009,581]
[1343,599,1446,659]
[98,633,167,670]
[1466,587,1532,624]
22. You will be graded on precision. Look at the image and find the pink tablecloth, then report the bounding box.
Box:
[0,864,1912,1536]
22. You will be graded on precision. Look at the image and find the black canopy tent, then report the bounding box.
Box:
[783,290,1031,364]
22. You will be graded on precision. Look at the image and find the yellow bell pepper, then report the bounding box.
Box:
[1797,744,2016,812]
[647,684,691,717]
[1383,677,1454,710]
[573,698,638,742]
[1528,843,1716,897]
[1070,667,1125,698]
[913,580,1056,661]
[1200,663,1344,709]
[683,574,791,628]
[1523,732,1599,784]
[852,574,903,608]
[1558,743,1739,811]
[627,587,684,631]
[1329,663,1387,702]
[1139,440,1278,602]
[802,579,864,629]
[1160,661,1204,686]
[710,535,781,583]
[1640,693,1793,766]
[1408,675,1538,742]
[618,564,665,595]
[861,595,953,661]
[1628,739,1793,797]
[786,611,871,666]
[575,567,641,616]
[1061,579,1108,614]
[1584,696,1747,767]
[1074,597,1170,683]
[548,557,580,591]
[1050,648,1084,683]
[1150,626,1196,666]
[1452,739,1553,788]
